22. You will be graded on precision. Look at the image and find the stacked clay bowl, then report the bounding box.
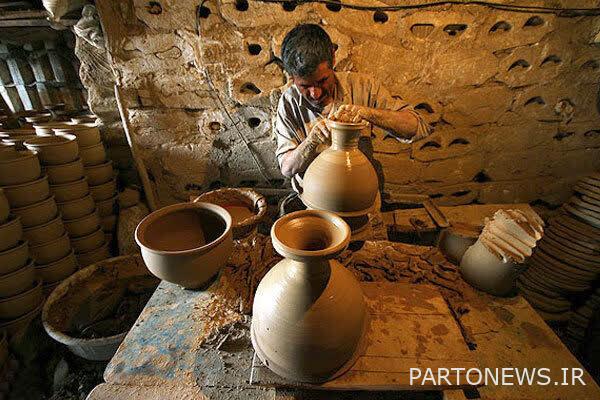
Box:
[0,127,36,151]
[54,123,118,242]
[0,188,44,340]
[518,172,600,323]
[31,122,71,136]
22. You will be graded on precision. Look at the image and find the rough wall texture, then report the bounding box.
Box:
[92,0,600,206]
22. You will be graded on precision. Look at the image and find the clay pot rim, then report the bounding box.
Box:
[29,231,69,250]
[23,213,63,232]
[0,128,36,136]
[0,301,42,327]
[64,208,99,223]
[326,119,369,130]
[0,150,37,164]
[193,187,267,230]
[271,209,351,260]
[90,177,116,189]
[34,249,75,269]
[0,214,20,229]
[0,278,42,304]
[84,160,113,170]
[57,194,93,207]
[49,176,88,189]
[12,195,55,212]
[79,142,104,150]
[135,202,232,256]
[0,240,28,256]
[32,122,72,129]
[76,241,109,257]
[53,122,99,131]
[70,227,103,243]
[24,133,77,147]
[2,174,48,189]
[44,157,83,170]
[96,195,117,204]
[0,258,33,281]
[1,135,37,144]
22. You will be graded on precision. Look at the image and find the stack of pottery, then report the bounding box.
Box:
[0,186,44,339]
[301,120,378,233]
[0,127,37,151]
[23,134,109,270]
[518,172,600,322]
[53,123,118,245]
[32,121,71,136]
[460,209,544,296]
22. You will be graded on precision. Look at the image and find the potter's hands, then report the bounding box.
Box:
[306,119,331,146]
[331,105,373,123]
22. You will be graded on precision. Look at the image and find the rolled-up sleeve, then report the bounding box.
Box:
[275,98,300,167]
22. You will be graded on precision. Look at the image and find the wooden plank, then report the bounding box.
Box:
[423,199,450,228]
[250,283,478,391]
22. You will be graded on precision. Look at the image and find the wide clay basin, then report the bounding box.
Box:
[135,202,233,289]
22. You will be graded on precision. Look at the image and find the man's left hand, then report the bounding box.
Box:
[331,104,372,123]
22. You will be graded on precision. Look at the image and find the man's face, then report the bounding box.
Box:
[292,61,336,109]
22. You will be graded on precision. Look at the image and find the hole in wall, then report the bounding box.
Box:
[452,190,471,197]
[430,193,443,199]
[524,16,544,27]
[493,48,513,60]
[553,130,574,141]
[473,171,491,183]
[584,129,600,137]
[208,121,221,131]
[443,24,467,36]
[247,117,261,128]
[185,183,203,191]
[415,103,434,113]
[235,0,249,11]
[240,82,261,95]
[508,59,530,71]
[209,180,223,189]
[582,60,599,70]
[420,141,441,150]
[410,24,434,38]
[326,0,342,12]
[247,43,262,56]
[540,55,561,67]
[373,11,388,23]
[524,96,545,106]
[282,1,297,11]
[489,21,511,33]
[198,4,211,18]
[449,138,470,146]
[146,1,162,14]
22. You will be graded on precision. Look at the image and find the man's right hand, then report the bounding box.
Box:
[306,119,331,146]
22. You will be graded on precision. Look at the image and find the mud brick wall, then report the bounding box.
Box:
[92,0,600,206]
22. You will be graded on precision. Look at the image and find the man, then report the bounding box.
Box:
[275,24,431,213]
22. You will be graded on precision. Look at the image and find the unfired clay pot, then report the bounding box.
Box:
[24,134,79,165]
[70,227,105,253]
[0,151,41,186]
[0,142,16,154]
[96,195,117,217]
[89,178,116,201]
[30,232,71,264]
[0,279,43,319]
[35,250,77,284]
[3,175,50,207]
[0,215,23,253]
[460,239,518,297]
[12,195,58,227]
[32,122,71,135]
[76,242,110,268]
[79,143,106,166]
[0,240,28,275]
[57,195,95,220]
[44,158,85,184]
[0,260,35,297]
[301,120,378,232]
[135,202,233,289]
[437,223,481,265]
[251,210,367,383]
[64,210,101,237]
[0,188,8,223]
[0,302,42,337]
[54,123,101,147]
[2,135,37,151]
[1,127,36,136]
[23,215,65,246]
[50,177,90,202]
[24,114,51,124]
[84,160,113,185]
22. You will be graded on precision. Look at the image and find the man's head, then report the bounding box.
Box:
[281,24,336,108]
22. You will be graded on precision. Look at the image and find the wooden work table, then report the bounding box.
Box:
[87,204,600,400]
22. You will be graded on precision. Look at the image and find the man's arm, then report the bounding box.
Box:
[279,119,330,178]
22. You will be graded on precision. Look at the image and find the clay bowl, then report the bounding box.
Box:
[0,141,16,154]
[96,195,117,217]
[32,122,71,136]
[54,123,101,147]
[71,228,105,253]
[0,215,23,253]
[3,175,50,208]
[30,232,71,265]
[90,178,117,202]
[44,158,84,184]
[101,215,117,232]
[84,160,113,185]
[0,150,41,185]
[43,254,158,360]
[0,240,29,275]
[12,196,58,228]
[437,222,482,264]
[57,195,95,220]
[79,143,106,166]
[0,189,8,224]
[76,242,110,268]
[2,134,37,150]
[135,202,233,289]
[0,279,43,319]
[0,260,35,297]
[35,250,77,284]
[0,301,42,338]
[24,114,52,124]
[24,134,79,165]
[64,209,101,237]
[23,215,65,246]
[194,188,267,240]
[50,177,90,202]
[0,127,36,136]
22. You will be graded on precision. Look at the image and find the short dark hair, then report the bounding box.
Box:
[281,24,334,77]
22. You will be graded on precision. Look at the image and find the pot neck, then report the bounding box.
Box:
[331,129,360,151]
[286,258,331,282]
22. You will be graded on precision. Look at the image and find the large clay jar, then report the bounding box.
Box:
[252,210,366,383]
[300,120,378,232]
